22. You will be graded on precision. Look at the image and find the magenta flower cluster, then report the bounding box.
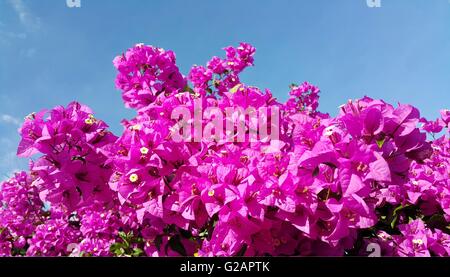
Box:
[1,42,449,257]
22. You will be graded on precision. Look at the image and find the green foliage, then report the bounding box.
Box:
[109,231,144,257]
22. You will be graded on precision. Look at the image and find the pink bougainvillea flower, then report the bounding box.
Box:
[1,42,449,257]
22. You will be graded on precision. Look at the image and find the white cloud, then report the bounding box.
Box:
[8,0,41,30]
[0,30,27,44]
[0,138,23,182]
[0,114,21,126]
[20,47,36,58]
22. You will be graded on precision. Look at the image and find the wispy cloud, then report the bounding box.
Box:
[0,114,21,126]
[0,138,24,182]
[20,47,36,58]
[0,30,27,44]
[8,0,41,31]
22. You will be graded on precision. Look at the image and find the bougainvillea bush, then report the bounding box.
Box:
[1,42,449,257]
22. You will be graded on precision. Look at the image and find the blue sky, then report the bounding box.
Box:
[0,0,449,178]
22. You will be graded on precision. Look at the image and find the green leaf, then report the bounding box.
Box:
[123,239,130,248]
[229,84,242,94]
[132,247,144,257]
[109,243,120,251]
[118,231,127,241]
[393,204,410,216]
[389,204,410,229]
[390,214,398,229]
[198,229,208,238]
[376,137,386,149]
[110,242,126,256]
[132,236,144,244]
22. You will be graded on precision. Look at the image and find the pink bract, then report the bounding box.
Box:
[1,42,449,257]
